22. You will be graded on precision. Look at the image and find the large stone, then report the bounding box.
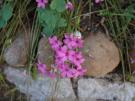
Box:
[4,67,76,101]
[4,35,29,67]
[37,37,54,67]
[78,78,135,101]
[82,32,120,77]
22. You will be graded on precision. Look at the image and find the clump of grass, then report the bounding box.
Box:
[99,0,135,81]
[0,0,35,61]
[0,0,36,100]
[78,0,135,81]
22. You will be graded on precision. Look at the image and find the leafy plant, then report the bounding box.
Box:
[37,8,67,37]
[100,0,135,80]
[37,0,67,37]
[0,3,13,28]
[50,0,66,12]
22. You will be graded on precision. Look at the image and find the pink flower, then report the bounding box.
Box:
[70,67,86,77]
[47,71,56,79]
[95,0,104,3]
[66,1,74,11]
[55,56,64,67]
[71,52,84,66]
[68,50,76,61]
[36,0,48,8]
[64,34,83,49]
[37,60,47,75]
[71,68,86,78]
[37,60,56,78]
[60,64,73,78]
[49,36,62,50]
[64,34,76,49]
[56,46,69,62]
[74,37,83,48]
[76,67,87,76]
[46,33,86,78]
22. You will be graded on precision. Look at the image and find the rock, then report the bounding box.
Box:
[4,35,29,67]
[0,0,3,6]
[37,37,54,67]
[82,32,120,77]
[78,78,135,101]
[4,67,76,101]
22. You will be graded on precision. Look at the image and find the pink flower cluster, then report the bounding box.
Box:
[95,0,104,3]
[37,33,86,78]
[36,0,48,8]
[37,60,56,78]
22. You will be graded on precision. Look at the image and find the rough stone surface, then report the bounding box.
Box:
[0,0,3,6]
[4,35,29,67]
[4,67,76,101]
[37,37,54,67]
[78,78,135,101]
[82,32,120,77]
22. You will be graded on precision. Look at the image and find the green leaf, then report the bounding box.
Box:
[43,25,54,37]
[43,9,58,28]
[37,9,67,37]
[57,18,67,27]
[37,8,46,24]
[1,4,13,21]
[50,0,66,12]
[125,5,134,21]
[0,3,13,29]
[0,20,6,28]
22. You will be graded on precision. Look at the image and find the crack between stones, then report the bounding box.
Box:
[71,78,79,101]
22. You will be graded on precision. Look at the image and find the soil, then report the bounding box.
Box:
[0,80,27,101]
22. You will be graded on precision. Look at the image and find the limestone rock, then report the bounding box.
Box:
[4,35,29,67]
[78,78,135,101]
[82,32,120,77]
[4,67,76,101]
[37,37,54,67]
